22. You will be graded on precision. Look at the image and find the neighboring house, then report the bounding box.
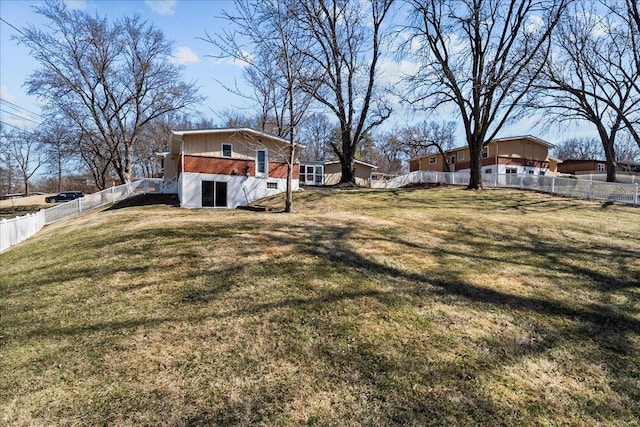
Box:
[161,128,302,209]
[557,159,640,175]
[409,135,561,176]
[324,160,378,187]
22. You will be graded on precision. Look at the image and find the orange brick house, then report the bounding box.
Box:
[161,128,302,208]
[409,135,561,176]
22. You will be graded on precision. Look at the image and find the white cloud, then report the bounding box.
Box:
[524,15,544,34]
[169,46,199,65]
[145,0,177,16]
[0,86,18,104]
[63,0,86,10]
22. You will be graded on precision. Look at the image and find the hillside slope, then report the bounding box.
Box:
[1,187,639,426]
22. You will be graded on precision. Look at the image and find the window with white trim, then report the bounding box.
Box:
[457,151,465,161]
[222,143,232,158]
[484,168,492,174]
[482,146,489,158]
[429,156,437,165]
[597,163,605,172]
[256,149,268,178]
[267,182,278,189]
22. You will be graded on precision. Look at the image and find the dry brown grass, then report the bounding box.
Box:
[1,187,638,426]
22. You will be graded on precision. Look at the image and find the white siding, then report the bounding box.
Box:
[180,172,299,209]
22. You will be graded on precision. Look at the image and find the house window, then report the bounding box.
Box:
[506,167,518,174]
[222,143,232,158]
[597,163,605,172]
[429,156,437,165]
[201,180,227,208]
[484,168,492,174]
[482,146,489,158]
[528,170,535,175]
[450,155,456,164]
[539,171,546,176]
[314,166,323,184]
[267,182,278,189]
[458,151,465,161]
[256,149,268,178]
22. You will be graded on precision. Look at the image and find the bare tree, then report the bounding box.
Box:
[297,0,395,184]
[0,129,47,195]
[18,0,202,189]
[534,1,640,182]
[604,0,640,147]
[298,112,336,162]
[373,132,407,175]
[207,0,318,212]
[615,132,640,164]
[38,115,80,192]
[399,121,456,171]
[403,0,567,189]
[553,137,604,160]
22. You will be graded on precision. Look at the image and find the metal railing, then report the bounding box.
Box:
[1,179,163,253]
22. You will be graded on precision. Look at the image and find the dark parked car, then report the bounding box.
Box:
[45,191,84,203]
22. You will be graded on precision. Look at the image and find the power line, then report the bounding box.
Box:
[0,17,26,38]
[0,99,42,120]
[0,108,41,125]
[0,120,26,131]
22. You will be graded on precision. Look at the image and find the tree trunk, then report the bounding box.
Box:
[600,130,617,183]
[467,141,484,190]
[284,144,294,213]
[339,131,355,184]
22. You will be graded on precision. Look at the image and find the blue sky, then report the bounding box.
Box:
[0,0,252,130]
[0,0,595,145]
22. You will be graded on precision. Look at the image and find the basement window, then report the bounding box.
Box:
[267,182,278,189]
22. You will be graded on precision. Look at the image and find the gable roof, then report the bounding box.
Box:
[171,128,305,149]
[409,135,555,161]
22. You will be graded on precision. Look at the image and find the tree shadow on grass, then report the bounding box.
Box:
[4,211,639,425]
[104,193,180,210]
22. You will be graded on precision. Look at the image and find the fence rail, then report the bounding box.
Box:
[1,179,162,253]
[375,171,639,205]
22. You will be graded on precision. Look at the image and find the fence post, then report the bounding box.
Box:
[587,180,593,200]
[551,177,555,194]
[520,174,524,189]
[494,173,498,188]
[634,183,638,206]
[78,197,82,214]
[144,179,148,195]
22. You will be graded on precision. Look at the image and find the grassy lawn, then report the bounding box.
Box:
[1,187,638,426]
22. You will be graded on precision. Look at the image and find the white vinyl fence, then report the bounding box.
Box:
[0,210,46,253]
[1,179,162,253]
[374,171,639,206]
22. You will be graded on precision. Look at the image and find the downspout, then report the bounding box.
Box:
[181,139,185,208]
